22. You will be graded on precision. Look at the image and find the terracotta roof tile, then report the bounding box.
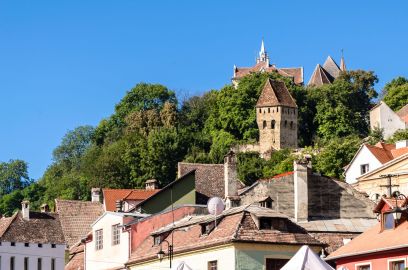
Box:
[65,243,84,270]
[396,104,408,123]
[256,79,297,108]
[55,199,103,247]
[0,211,65,244]
[0,213,17,237]
[103,189,160,211]
[365,144,394,164]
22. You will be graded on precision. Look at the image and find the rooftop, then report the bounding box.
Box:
[103,188,159,211]
[256,79,297,108]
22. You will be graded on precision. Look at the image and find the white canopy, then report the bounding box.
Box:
[281,245,334,270]
[171,261,193,270]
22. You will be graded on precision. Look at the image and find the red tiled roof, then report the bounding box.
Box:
[397,104,408,124]
[127,206,322,265]
[65,243,84,270]
[365,143,395,164]
[373,197,408,213]
[55,199,103,247]
[328,217,408,260]
[256,79,297,108]
[103,189,159,212]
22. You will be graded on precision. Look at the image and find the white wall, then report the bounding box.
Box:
[86,213,129,270]
[370,102,406,139]
[130,245,236,270]
[345,146,382,184]
[0,241,65,270]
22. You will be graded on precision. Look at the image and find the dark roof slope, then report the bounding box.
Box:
[323,56,341,79]
[256,79,297,108]
[56,199,103,247]
[308,64,333,86]
[0,211,65,244]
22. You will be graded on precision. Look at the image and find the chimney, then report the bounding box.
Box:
[40,203,50,213]
[145,179,158,190]
[396,140,408,149]
[91,188,101,203]
[294,160,309,222]
[115,200,123,212]
[224,151,240,209]
[21,200,30,220]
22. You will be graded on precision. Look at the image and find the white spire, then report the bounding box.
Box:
[256,38,269,65]
[260,39,265,55]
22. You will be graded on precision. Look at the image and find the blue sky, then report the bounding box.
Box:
[0,1,407,179]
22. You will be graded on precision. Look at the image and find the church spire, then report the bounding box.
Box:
[257,39,269,65]
[340,49,347,71]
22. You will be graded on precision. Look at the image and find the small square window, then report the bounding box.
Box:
[208,260,217,270]
[38,243,43,248]
[24,243,29,247]
[51,244,56,248]
[360,164,369,175]
[357,264,370,270]
[11,242,15,246]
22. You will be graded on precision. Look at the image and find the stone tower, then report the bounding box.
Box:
[256,79,298,156]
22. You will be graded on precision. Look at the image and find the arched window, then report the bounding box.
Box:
[268,108,270,113]
[290,121,293,129]
[259,109,261,113]
[263,120,267,129]
[271,120,275,129]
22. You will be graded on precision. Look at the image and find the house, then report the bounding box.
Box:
[238,160,377,254]
[327,194,408,270]
[308,56,346,87]
[126,205,325,270]
[344,141,408,185]
[0,201,66,270]
[355,151,408,200]
[370,101,408,139]
[232,40,303,86]
[84,211,147,270]
[102,180,159,212]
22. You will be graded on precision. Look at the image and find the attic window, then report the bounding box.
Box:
[153,235,162,246]
[259,217,287,231]
[360,164,369,175]
[383,212,395,230]
[201,221,216,235]
[259,197,273,209]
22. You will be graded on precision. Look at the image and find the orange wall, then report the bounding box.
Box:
[336,248,408,270]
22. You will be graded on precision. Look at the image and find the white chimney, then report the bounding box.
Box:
[91,188,101,203]
[224,151,240,209]
[294,160,309,222]
[21,200,30,220]
[396,140,408,149]
[145,179,158,190]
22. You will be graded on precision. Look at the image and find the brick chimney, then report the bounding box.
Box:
[91,188,101,203]
[145,179,158,190]
[294,160,309,222]
[22,200,30,220]
[115,200,123,212]
[224,151,240,209]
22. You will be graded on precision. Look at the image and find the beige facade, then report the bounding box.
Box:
[355,153,408,199]
[370,101,407,139]
[256,105,298,153]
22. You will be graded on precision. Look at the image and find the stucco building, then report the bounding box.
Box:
[370,101,408,139]
[0,201,66,270]
[232,40,303,86]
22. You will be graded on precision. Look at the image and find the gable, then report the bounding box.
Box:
[358,153,408,181]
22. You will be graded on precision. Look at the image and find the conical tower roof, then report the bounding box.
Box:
[308,64,332,86]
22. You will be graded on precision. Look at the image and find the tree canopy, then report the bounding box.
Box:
[382,76,408,111]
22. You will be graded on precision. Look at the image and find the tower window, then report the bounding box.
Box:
[277,107,279,112]
[290,121,293,129]
[259,109,261,113]
[271,120,275,129]
[284,120,287,127]
[268,108,270,113]
[263,121,267,129]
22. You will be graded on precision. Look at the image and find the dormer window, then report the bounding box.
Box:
[259,197,273,209]
[259,217,287,231]
[383,212,395,230]
[201,221,216,235]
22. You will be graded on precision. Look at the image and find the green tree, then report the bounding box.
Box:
[314,135,361,179]
[382,77,408,111]
[0,160,32,196]
[387,129,408,144]
[237,152,265,185]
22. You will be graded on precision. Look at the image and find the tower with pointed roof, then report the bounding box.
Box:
[256,79,298,155]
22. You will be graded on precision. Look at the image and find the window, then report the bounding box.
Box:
[10,257,15,270]
[290,121,293,129]
[357,264,370,270]
[38,243,42,248]
[201,221,216,235]
[25,243,29,247]
[208,260,217,270]
[51,244,56,248]
[259,217,273,229]
[259,217,287,231]
[360,164,369,175]
[95,229,103,250]
[112,224,120,245]
[268,108,270,113]
[284,120,287,127]
[259,109,261,113]
[51,258,56,270]
[390,260,405,270]
[384,213,395,230]
[277,107,279,112]
[153,235,162,246]
[37,258,42,270]
[24,257,29,270]
[11,242,15,246]
[263,120,267,129]
[265,258,288,270]
[271,120,275,129]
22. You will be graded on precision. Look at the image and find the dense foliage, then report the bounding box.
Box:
[0,69,399,214]
[382,77,408,111]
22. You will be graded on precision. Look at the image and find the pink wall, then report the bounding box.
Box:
[336,248,408,270]
[130,206,202,251]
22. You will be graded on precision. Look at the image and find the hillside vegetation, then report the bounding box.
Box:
[0,71,407,215]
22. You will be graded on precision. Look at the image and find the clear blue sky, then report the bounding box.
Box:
[0,1,407,179]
